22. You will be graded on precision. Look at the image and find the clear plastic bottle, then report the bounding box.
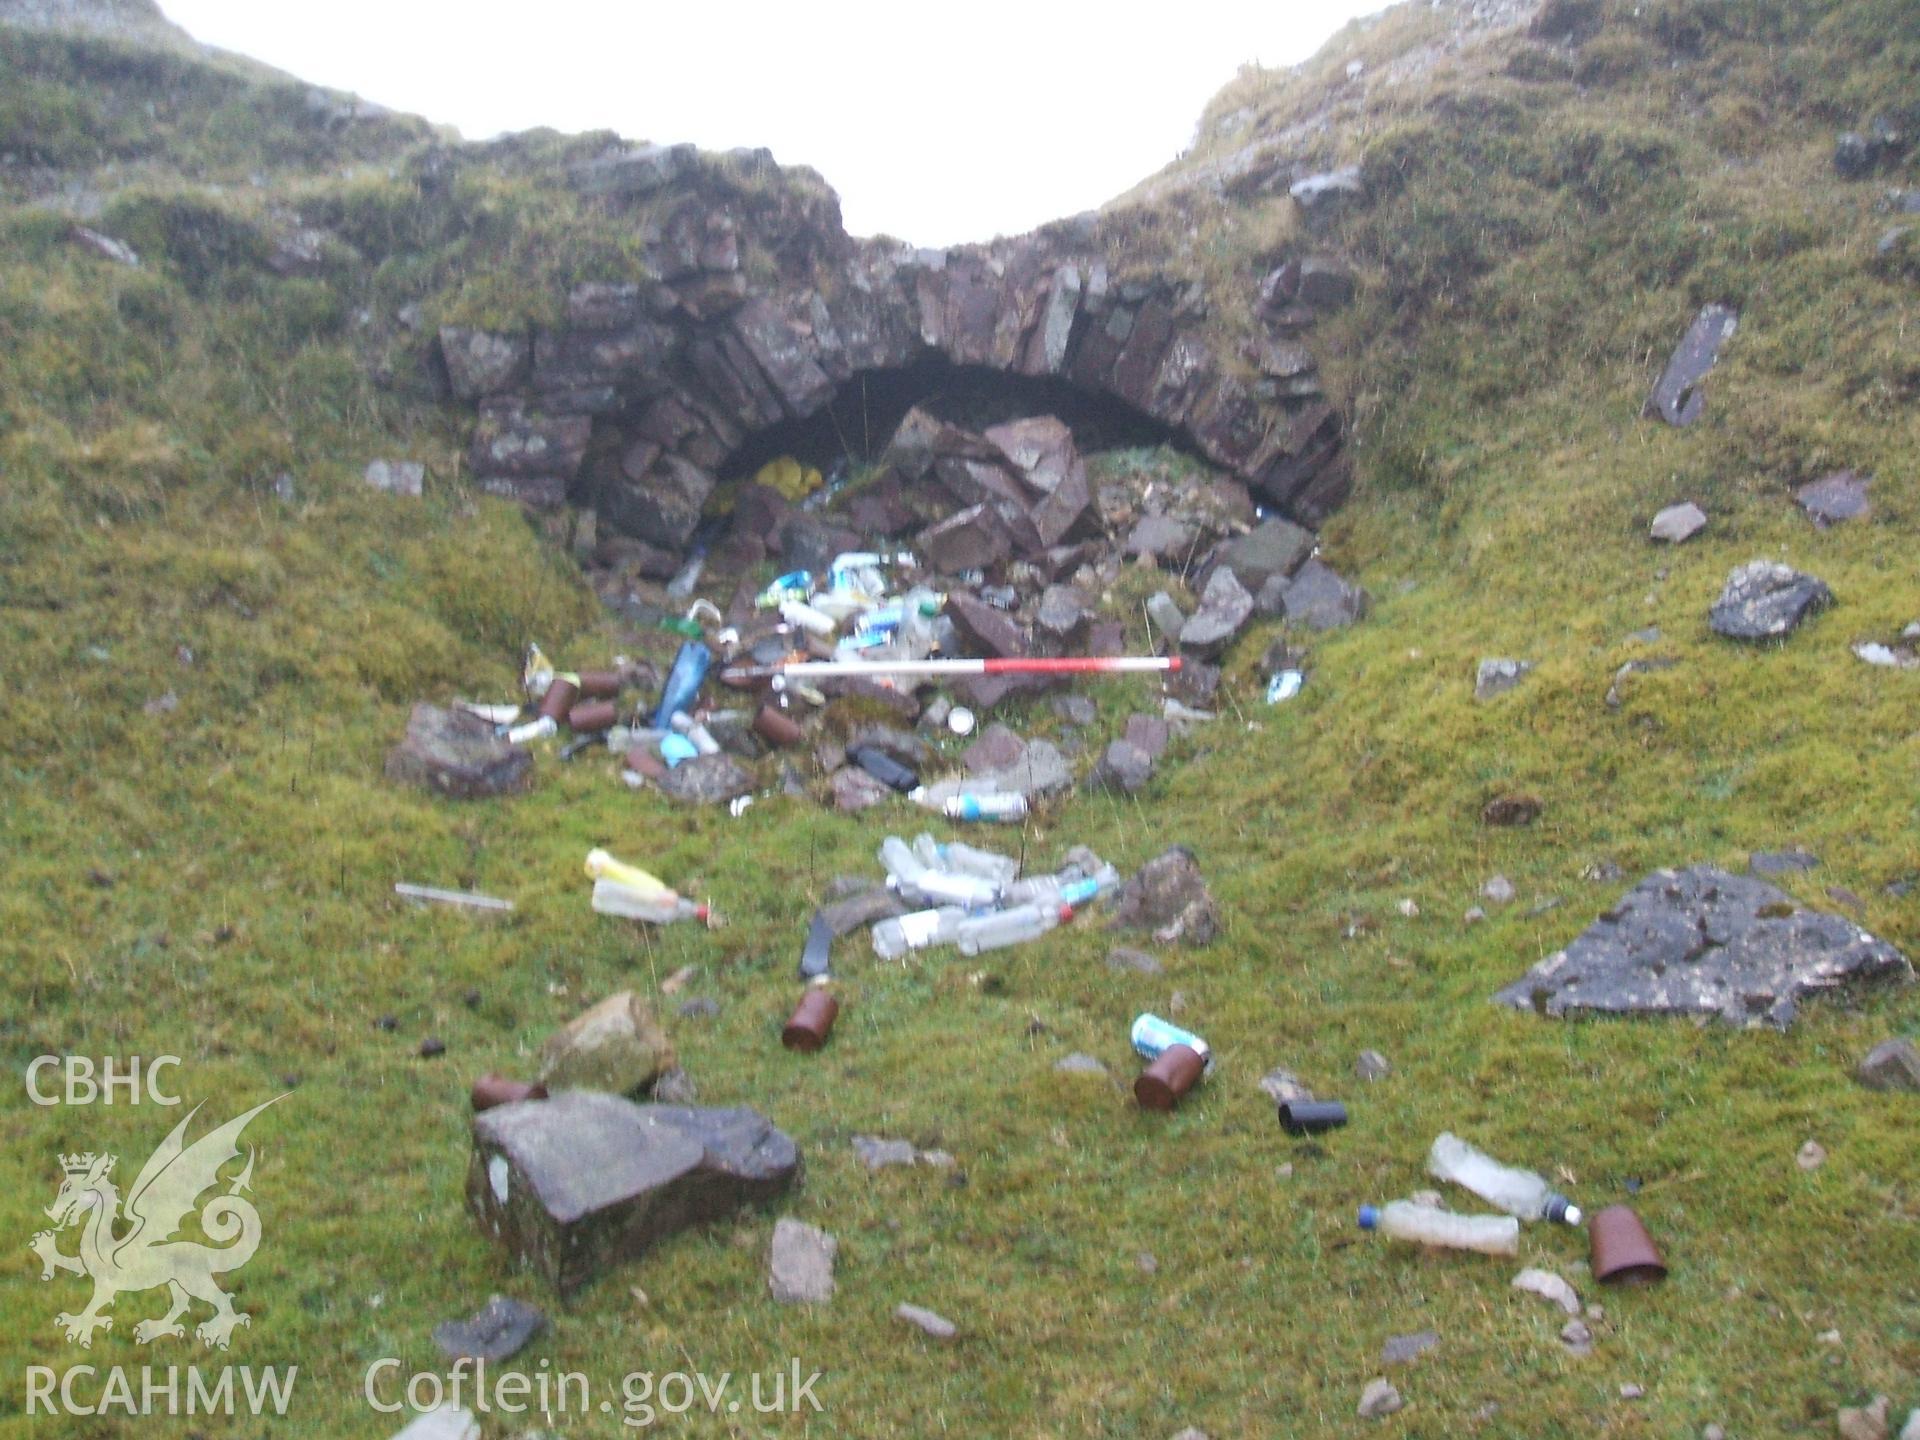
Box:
[1357,1201,1520,1257]
[878,837,999,907]
[506,714,557,745]
[779,599,838,637]
[669,711,721,756]
[584,849,671,898]
[912,835,1020,887]
[955,901,1071,956]
[1426,1133,1581,1225]
[591,878,707,925]
[941,792,1029,823]
[871,905,969,960]
[1006,864,1121,907]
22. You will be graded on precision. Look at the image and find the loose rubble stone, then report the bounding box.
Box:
[818,885,908,936]
[1475,657,1534,701]
[1751,848,1819,876]
[895,1303,957,1340]
[540,992,674,1098]
[365,459,425,496]
[1258,1067,1313,1105]
[1381,1330,1439,1366]
[384,704,532,799]
[924,738,1073,809]
[1355,1049,1391,1081]
[1797,1139,1827,1171]
[1091,738,1155,794]
[1127,516,1198,562]
[1146,591,1189,644]
[1124,713,1171,761]
[947,590,1029,658]
[391,1410,479,1440]
[1110,846,1221,946]
[1054,1053,1109,1076]
[963,723,1029,773]
[1212,518,1314,593]
[468,1093,798,1295]
[1796,471,1870,527]
[1710,561,1833,642]
[652,1067,697,1104]
[1837,1395,1890,1440]
[1857,1037,1920,1092]
[768,1218,837,1305]
[1560,1318,1594,1355]
[432,1295,546,1362]
[1106,947,1165,976]
[1267,557,1368,629]
[1179,566,1254,657]
[68,224,140,267]
[657,753,753,805]
[852,1136,920,1169]
[1482,793,1543,827]
[1620,1383,1644,1401]
[1484,875,1516,906]
[1512,1268,1581,1315]
[1644,303,1738,426]
[1492,865,1912,1027]
[918,504,1012,573]
[1035,584,1093,648]
[1650,501,1708,543]
[1052,694,1098,727]
[1356,1378,1403,1419]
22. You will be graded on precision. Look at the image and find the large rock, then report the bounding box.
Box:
[1266,557,1368,629]
[1210,518,1315,593]
[657,753,754,805]
[1643,303,1738,427]
[384,704,532,799]
[439,328,531,400]
[1109,846,1221,946]
[602,452,714,549]
[984,415,1079,495]
[468,398,590,506]
[1492,865,1911,1027]
[917,504,1013,574]
[467,1093,799,1295]
[1857,1037,1920,1093]
[1474,657,1534,701]
[539,992,675,1097]
[1179,566,1254,657]
[1709,561,1833,642]
[946,591,1027,657]
[1795,471,1870,527]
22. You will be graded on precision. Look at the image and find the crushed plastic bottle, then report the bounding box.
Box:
[955,900,1071,956]
[937,792,1029,823]
[669,711,721,756]
[1006,864,1120,907]
[878,836,1000,908]
[779,599,838,637]
[1426,1133,1581,1225]
[591,878,707,925]
[871,905,969,960]
[584,849,671,897]
[911,835,1020,887]
[1266,670,1305,704]
[1357,1200,1519,1256]
[506,715,557,745]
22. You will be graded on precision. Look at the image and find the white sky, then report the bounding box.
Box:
[156,0,1381,246]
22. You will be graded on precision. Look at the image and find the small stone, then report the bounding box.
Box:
[1751,848,1820,876]
[1795,471,1871,528]
[830,765,892,812]
[1620,1383,1644,1401]
[657,752,754,806]
[418,1037,446,1059]
[1355,1049,1391,1082]
[1837,1395,1890,1440]
[650,1066,697,1104]
[1357,1378,1402,1419]
[1650,501,1708,544]
[894,1303,957,1341]
[540,992,674,1098]
[852,1136,920,1169]
[1138,1251,1159,1274]
[1145,591,1189,643]
[1109,846,1221,946]
[1106,947,1165,976]
[676,997,719,1021]
[1274,1162,1294,1179]
[1054,1053,1109,1076]
[1475,657,1534,701]
[1257,1067,1313,1105]
[432,1295,546,1362]
[1900,1408,1920,1440]
[390,1410,480,1440]
[1396,898,1420,919]
[1482,793,1543,827]
[1179,567,1255,658]
[1797,1139,1827,1171]
[1464,906,1487,924]
[1166,1430,1209,1440]
[1704,1426,1727,1440]
[1857,1037,1920,1092]
[1091,738,1155,794]
[1483,875,1516,906]
[768,1217,837,1305]
[660,965,697,995]
[1381,1330,1439,1366]
[1512,1268,1581,1315]
[1053,694,1098,727]
[1560,1319,1593,1355]
[365,459,425,497]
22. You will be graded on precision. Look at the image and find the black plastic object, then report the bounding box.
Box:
[798,911,833,980]
[1277,1099,1348,1134]
[850,745,919,793]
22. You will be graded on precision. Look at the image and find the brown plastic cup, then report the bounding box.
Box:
[575,669,622,699]
[1589,1205,1667,1285]
[471,1075,547,1112]
[624,745,668,781]
[782,989,840,1052]
[1134,1043,1206,1111]
[753,704,803,747]
[567,699,618,733]
[536,675,580,722]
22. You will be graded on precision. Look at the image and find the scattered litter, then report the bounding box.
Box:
[728,795,754,817]
[585,849,709,926]
[1587,1205,1666,1285]
[1266,669,1305,704]
[947,705,977,736]
[1131,1013,1211,1111]
[1277,1099,1347,1134]
[782,986,840,1052]
[1428,1133,1580,1224]
[1358,1200,1519,1256]
[395,883,513,913]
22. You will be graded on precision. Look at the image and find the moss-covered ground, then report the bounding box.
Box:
[3,1,1918,1434]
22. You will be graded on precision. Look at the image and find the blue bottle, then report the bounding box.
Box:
[652,641,711,729]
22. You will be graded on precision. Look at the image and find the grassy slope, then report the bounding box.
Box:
[2,2,1919,1435]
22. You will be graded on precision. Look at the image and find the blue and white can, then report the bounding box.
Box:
[1130,1012,1210,1063]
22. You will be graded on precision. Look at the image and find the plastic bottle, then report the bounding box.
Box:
[871,906,969,960]
[779,599,838,637]
[653,641,711,728]
[1130,1013,1211,1063]
[669,711,721,757]
[955,901,1071,956]
[1357,1201,1520,1257]
[506,715,557,745]
[878,837,1000,908]
[912,835,1020,887]
[591,878,707,925]
[1006,864,1121,907]
[941,792,1029,823]
[1426,1133,1582,1225]
[584,849,671,898]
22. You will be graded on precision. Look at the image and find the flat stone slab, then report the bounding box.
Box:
[768,1217,836,1304]
[1643,303,1738,426]
[1710,561,1833,642]
[384,704,532,799]
[1649,501,1707,544]
[468,1093,799,1295]
[432,1295,545,1362]
[1796,471,1870,527]
[1493,865,1911,1028]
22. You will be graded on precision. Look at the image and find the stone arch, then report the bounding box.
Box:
[444,146,1350,559]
